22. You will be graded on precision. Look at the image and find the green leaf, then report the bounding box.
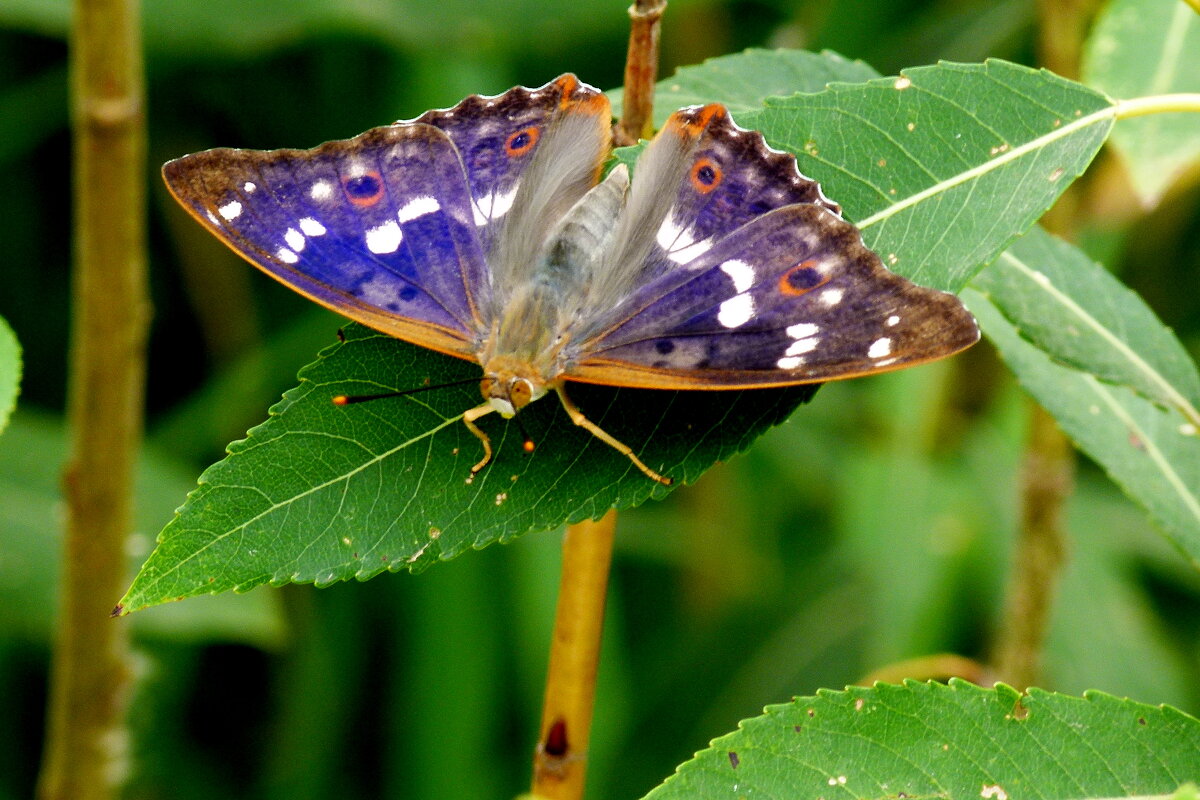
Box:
[739,59,1115,291]
[119,325,815,611]
[644,681,1200,799]
[1083,0,1200,208]
[963,287,1200,568]
[130,54,1109,608]
[0,315,20,437]
[971,226,1200,424]
[0,412,283,644]
[607,48,880,127]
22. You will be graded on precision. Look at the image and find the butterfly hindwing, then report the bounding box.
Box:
[163,124,493,358]
[565,110,979,389]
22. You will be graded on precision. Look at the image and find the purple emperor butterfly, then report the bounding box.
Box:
[163,75,978,486]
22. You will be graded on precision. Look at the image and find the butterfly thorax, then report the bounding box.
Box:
[476,163,636,417]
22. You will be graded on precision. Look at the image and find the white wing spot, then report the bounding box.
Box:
[717,293,755,328]
[720,259,755,293]
[242,181,257,193]
[298,217,326,236]
[473,185,518,226]
[275,247,299,264]
[284,228,305,252]
[397,195,441,223]
[821,288,845,307]
[787,323,819,339]
[777,356,805,369]
[671,237,711,263]
[786,336,820,356]
[365,220,403,254]
[886,314,901,326]
[218,200,242,220]
[309,180,333,201]
[868,337,892,358]
[657,215,712,264]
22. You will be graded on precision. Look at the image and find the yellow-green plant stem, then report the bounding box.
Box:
[38,0,148,796]
[861,654,994,687]
[1115,93,1200,118]
[531,511,617,799]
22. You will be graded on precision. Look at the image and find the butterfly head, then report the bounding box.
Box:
[480,356,549,418]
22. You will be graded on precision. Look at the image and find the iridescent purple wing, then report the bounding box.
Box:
[163,125,491,358]
[413,75,611,260]
[563,104,979,389]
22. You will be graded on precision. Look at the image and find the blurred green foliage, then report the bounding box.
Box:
[1,0,1198,798]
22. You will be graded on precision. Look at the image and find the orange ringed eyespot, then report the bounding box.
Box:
[505,126,540,157]
[779,260,829,296]
[690,158,722,193]
[341,170,385,207]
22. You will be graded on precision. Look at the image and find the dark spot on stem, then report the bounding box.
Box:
[544,718,568,757]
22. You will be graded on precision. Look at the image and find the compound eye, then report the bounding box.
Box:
[509,378,533,409]
[480,376,498,400]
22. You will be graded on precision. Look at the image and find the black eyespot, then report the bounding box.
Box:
[689,158,723,193]
[399,286,419,302]
[786,266,823,291]
[343,174,382,198]
[654,340,676,355]
[342,171,386,207]
[505,126,540,156]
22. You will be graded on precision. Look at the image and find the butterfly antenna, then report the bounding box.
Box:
[515,415,536,454]
[332,376,479,406]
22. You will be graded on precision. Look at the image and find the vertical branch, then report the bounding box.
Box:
[38,0,148,795]
[530,8,667,795]
[615,0,667,146]
[531,511,617,799]
[993,403,1073,689]
[989,0,1088,690]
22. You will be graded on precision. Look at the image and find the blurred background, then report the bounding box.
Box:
[2,0,1199,797]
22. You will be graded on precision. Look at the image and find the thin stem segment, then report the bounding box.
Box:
[994,402,1073,689]
[531,511,617,799]
[615,0,667,146]
[38,0,148,796]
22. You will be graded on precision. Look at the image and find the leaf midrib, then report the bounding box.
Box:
[856,105,1115,231]
[129,409,464,602]
[998,249,1200,427]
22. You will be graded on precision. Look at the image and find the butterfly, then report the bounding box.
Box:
[163,74,979,486]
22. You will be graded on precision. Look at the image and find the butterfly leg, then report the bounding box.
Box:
[462,403,498,477]
[553,384,673,486]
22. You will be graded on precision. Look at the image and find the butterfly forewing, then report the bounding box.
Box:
[163,124,492,359]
